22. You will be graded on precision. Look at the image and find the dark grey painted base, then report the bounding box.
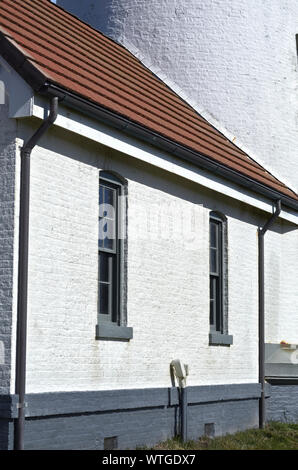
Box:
[0,395,17,450]
[267,382,298,423]
[0,383,263,450]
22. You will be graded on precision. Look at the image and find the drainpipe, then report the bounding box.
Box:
[258,199,281,429]
[14,97,58,450]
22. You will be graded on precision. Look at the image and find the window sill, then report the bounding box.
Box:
[209,332,233,346]
[96,323,133,341]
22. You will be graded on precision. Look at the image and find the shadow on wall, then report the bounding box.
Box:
[20,117,296,237]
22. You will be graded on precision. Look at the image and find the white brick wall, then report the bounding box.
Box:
[14,122,265,393]
[0,84,17,394]
[279,225,298,343]
[265,223,298,344]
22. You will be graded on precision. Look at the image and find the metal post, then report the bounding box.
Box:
[258,200,281,429]
[181,386,188,443]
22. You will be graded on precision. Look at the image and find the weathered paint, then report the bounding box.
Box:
[267,384,298,423]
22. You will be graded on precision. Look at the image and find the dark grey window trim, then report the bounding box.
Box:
[209,332,233,346]
[209,214,223,332]
[96,323,133,341]
[96,171,132,341]
[209,211,231,346]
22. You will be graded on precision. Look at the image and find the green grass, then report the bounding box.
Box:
[150,422,298,450]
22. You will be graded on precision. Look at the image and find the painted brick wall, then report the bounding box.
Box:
[58,0,298,193]
[0,87,17,394]
[265,224,298,345]
[20,386,260,450]
[279,226,298,343]
[267,384,298,423]
[13,122,263,394]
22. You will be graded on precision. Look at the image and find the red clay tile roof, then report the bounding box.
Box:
[0,0,297,202]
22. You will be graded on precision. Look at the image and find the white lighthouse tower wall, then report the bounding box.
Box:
[58,0,298,193]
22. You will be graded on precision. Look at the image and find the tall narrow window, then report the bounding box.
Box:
[98,175,120,323]
[96,172,133,341]
[209,211,232,346]
[210,213,223,333]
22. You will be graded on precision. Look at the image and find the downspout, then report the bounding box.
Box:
[14,97,58,450]
[258,199,281,429]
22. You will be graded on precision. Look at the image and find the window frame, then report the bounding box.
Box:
[98,176,121,325]
[209,211,233,346]
[96,171,133,341]
[209,213,224,333]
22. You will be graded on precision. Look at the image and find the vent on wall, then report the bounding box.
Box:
[104,436,118,450]
[204,423,215,438]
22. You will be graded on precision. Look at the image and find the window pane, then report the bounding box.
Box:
[99,283,109,315]
[99,218,116,251]
[210,297,214,327]
[104,234,115,251]
[99,183,116,252]
[210,248,218,274]
[104,186,115,212]
[210,277,215,301]
[99,185,104,205]
[210,222,217,249]
[210,214,224,334]
[99,252,109,283]
[210,277,216,328]
[99,219,106,247]
[216,279,221,332]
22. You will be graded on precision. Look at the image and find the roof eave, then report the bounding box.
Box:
[0,32,47,91]
[43,82,298,213]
